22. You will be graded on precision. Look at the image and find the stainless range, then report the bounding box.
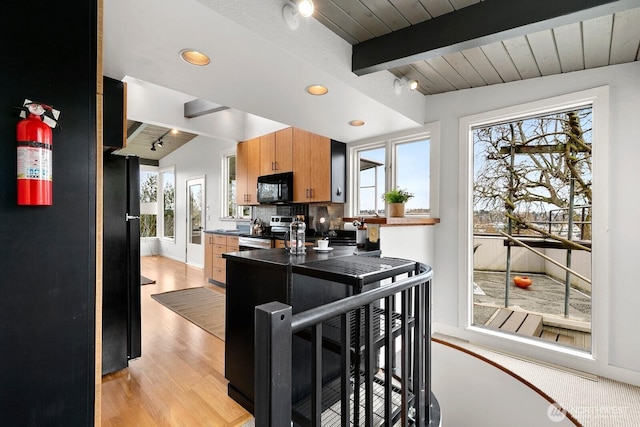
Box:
[268,215,295,236]
[238,235,272,250]
[237,215,295,250]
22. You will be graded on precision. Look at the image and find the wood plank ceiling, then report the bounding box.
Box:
[312,0,640,95]
[113,121,198,161]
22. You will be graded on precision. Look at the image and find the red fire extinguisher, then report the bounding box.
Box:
[17,102,53,205]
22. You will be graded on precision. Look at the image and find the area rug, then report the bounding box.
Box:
[140,275,156,285]
[151,287,225,341]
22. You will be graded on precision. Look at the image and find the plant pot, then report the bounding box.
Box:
[513,276,532,288]
[388,203,405,217]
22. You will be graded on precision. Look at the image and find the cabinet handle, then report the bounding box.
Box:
[272,161,276,171]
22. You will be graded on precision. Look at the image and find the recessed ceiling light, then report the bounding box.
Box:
[179,49,210,66]
[306,85,329,96]
[349,120,366,127]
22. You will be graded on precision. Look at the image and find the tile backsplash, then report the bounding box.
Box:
[247,203,345,232]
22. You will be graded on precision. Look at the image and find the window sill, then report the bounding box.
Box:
[343,217,440,226]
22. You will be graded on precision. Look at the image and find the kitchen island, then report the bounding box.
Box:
[223,247,417,413]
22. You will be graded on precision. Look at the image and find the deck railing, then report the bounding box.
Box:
[254,263,439,426]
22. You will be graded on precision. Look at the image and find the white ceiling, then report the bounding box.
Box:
[103,0,425,148]
[103,0,640,153]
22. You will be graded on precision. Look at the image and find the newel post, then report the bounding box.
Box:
[255,302,292,427]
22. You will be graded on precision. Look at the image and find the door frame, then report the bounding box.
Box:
[185,175,206,267]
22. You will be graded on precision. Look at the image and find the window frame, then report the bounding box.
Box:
[221,149,238,219]
[458,86,609,362]
[159,165,176,242]
[348,123,440,218]
[139,164,159,239]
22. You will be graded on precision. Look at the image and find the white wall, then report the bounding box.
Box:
[157,135,237,264]
[426,61,640,385]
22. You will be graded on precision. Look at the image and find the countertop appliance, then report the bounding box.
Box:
[257,172,293,204]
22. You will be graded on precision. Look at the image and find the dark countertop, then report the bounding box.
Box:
[223,246,367,267]
[204,229,241,235]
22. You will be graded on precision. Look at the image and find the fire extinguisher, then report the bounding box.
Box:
[17,102,54,205]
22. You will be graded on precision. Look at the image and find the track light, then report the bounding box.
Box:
[393,77,419,94]
[150,142,157,151]
[157,138,164,147]
[282,0,314,30]
[297,0,314,17]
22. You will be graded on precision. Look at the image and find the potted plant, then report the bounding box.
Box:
[381,188,414,217]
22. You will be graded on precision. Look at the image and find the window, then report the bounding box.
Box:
[460,86,608,357]
[357,147,385,216]
[470,106,593,350]
[395,139,430,215]
[352,128,436,217]
[222,152,237,218]
[139,166,158,238]
[160,168,175,239]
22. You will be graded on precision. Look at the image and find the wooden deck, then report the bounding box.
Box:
[486,308,576,346]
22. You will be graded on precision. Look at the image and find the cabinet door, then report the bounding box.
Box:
[293,128,331,202]
[227,236,239,251]
[274,127,293,173]
[237,138,260,205]
[236,141,249,204]
[259,133,276,176]
[308,134,331,202]
[292,128,312,202]
[204,234,214,280]
[258,129,293,176]
[103,76,126,149]
[246,137,260,205]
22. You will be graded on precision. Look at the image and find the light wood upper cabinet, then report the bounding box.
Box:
[259,128,293,176]
[236,137,260,205]
[237,127,344,205]
[292,128,331,202]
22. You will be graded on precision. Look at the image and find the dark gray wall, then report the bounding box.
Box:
[0,2,97,425]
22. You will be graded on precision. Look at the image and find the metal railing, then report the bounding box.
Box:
[254,263,439,426]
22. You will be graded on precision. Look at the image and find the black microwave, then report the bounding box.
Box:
[257,172,294,204]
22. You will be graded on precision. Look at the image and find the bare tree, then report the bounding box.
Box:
[473,108,592,249]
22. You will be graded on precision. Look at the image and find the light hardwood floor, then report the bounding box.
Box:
[101,255,252,426]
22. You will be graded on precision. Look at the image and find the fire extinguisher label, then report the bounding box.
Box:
[17,141,52,181]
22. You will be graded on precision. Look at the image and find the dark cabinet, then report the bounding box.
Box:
[102,154,142,374]
[103,76,126,149]
[331,139,346,203]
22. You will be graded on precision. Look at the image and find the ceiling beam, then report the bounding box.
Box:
[352,0,640,75]
[184,99,229,118]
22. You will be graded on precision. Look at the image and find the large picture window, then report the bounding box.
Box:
[461,87,609,358]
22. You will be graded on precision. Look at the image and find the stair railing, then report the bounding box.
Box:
[254,263,439,426]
